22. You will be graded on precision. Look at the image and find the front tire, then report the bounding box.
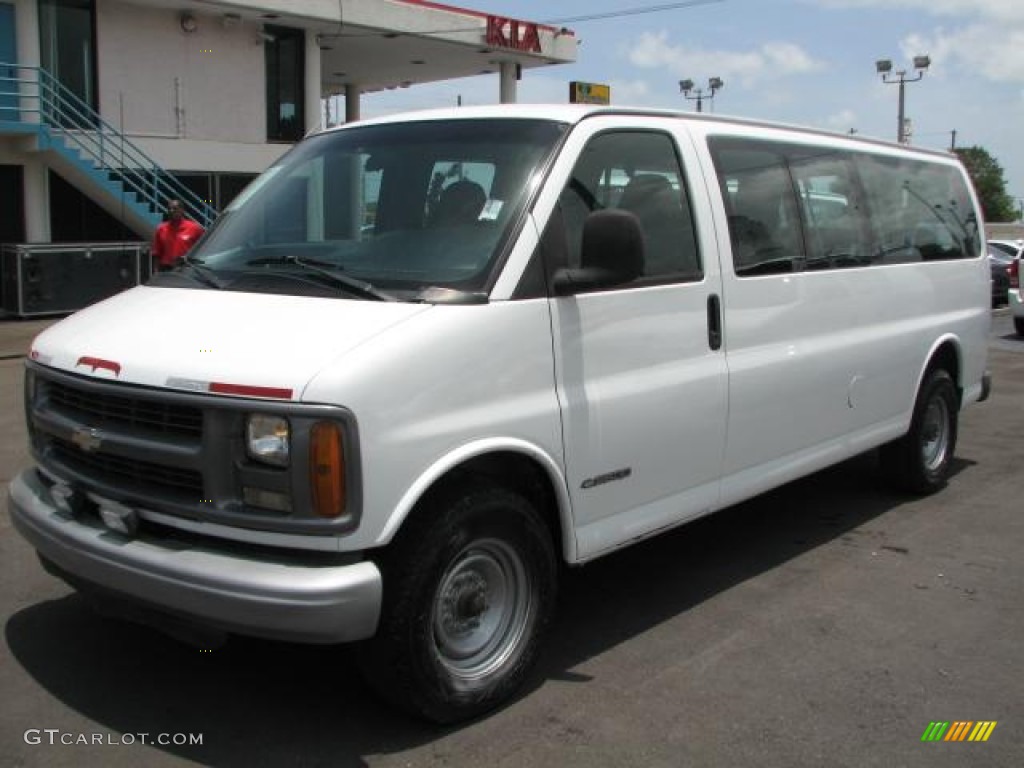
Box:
[881,368,958,494]
[360,484,557,723]
[1014,316,1024,336]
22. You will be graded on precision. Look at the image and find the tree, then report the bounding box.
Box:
[953,146,1016,222]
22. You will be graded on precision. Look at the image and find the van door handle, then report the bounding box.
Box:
[707,294,722,351]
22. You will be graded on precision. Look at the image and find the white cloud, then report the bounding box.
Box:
[626,31,823,88]
[901,26,1024,84]
[607,79,653,106]
[809,0,1024,23]
[806,0,1024,86]
[825,109,858,131]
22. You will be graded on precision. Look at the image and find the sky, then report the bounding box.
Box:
[357,0,1024,219]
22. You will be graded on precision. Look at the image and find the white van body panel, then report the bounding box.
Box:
[382,436,575,558]
[28,285,431,395]
[302,300,568,553]
[530,116,730,560]
[683,121,990,499]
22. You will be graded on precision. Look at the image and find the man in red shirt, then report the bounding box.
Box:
[151,199,205,271]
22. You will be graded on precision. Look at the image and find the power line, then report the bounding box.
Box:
[319,0,725,40]
[547,0,725,25]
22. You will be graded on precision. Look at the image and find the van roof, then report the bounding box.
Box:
[333,104,959,162]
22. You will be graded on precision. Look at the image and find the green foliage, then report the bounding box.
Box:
[954,146,1017,222]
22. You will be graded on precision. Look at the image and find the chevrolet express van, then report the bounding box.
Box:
[9,105,991,722]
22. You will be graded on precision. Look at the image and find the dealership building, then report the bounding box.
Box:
[0,0,576,314]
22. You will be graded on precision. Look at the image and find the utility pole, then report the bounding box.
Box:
[875,55,931,144]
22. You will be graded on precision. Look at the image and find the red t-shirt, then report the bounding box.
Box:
[152,218,205,267]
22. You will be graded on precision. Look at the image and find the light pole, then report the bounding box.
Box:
[679,77,723,113]
[875,55,930,144]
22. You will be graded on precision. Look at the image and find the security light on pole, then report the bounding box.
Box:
[876,55,930,144]
[679,77,723,113]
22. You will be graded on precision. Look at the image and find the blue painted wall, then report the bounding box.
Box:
[0,3,18,122]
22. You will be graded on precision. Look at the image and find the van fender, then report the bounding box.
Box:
[909,333,963,412]
[377,438,577,562]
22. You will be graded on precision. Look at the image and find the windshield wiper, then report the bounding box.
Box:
[243,255,393,301]
[178,256,224,289]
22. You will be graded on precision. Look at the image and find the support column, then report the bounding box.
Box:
[304,30,322,135]
[22,157,50,242]
[345,84,360,123]
[499,61,517,104]
[15,0,41,124]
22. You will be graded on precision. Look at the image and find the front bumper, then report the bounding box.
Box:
[8,469,381,644]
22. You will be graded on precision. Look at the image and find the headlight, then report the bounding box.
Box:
[246,414,290,467]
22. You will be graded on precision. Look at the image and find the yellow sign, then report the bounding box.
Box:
[569,81,610,105]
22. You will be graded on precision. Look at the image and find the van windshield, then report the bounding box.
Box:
[186,119,566,300]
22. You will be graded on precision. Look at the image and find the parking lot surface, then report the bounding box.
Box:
[1,311,1021,767]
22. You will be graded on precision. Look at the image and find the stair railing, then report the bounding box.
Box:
[0,63,216,228]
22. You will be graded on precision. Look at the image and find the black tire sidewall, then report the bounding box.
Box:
[370,485,557,723]
[906,369,958,491]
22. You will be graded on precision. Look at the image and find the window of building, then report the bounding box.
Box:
[153,172,258,218]
[265,26,305,142]
[217,173,259,211]
[0,164,25,243]
[39,0,98,127]
[48,170,140,241]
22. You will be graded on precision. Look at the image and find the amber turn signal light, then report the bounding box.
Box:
[310,422,345,518]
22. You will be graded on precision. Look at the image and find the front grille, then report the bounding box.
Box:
[43,379,203,438]
[29,362,360,538]
[50,437,203,497]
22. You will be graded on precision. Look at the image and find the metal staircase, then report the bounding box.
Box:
[0,63,216,236]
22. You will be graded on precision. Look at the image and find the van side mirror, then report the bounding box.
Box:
[552,209,644,296]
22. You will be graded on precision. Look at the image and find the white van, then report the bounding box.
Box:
[9,106,990,722]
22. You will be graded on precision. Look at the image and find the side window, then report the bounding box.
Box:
[789,151,871,268]
[709,141,803,276]
[559,131,702,283]
[858,154,978,263]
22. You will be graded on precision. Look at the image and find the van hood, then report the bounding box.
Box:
[29,286,431,400]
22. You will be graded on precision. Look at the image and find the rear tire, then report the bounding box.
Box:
[881,368,958,494]
[1014,317,1024,336]
[359,483,557,723]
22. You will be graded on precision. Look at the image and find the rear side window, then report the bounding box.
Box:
[858,154,980,262]
[709,136,981,275]
[557,131,702,284]
[711,144,802,276]
[789,150,872,269]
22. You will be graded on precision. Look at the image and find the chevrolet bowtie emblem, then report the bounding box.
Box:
[71,427,104,453]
